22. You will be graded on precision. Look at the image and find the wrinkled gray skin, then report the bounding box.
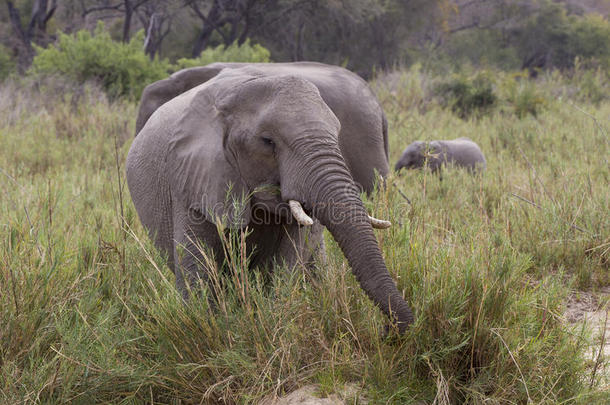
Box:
[127,66,414,333]
[135,62,390,193]
[394,138,486,173]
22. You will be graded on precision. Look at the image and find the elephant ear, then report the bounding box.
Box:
[166,76,252,229]
[135,65,228,135]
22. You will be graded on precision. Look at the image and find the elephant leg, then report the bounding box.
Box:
[172,208,223,301]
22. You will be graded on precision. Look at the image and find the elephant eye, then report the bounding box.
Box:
[261,137,275,147]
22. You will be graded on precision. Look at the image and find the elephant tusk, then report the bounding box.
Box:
[369,215,391,229]
[289,200,314,226]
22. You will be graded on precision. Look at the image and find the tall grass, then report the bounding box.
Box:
[1,70,608,403]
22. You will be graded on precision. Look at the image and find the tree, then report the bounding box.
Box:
[136,0,175,58]
[250,0,442,74]
[6,0,58,67]
[81,0,153,42]
[187,0,265,57]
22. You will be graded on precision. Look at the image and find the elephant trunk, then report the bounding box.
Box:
[285,138,414,333]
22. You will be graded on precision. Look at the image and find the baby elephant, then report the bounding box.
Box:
[395,138,486,173]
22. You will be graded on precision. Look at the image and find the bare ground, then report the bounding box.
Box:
[565,287,610,387]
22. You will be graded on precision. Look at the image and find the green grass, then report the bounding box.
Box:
[1,70,608,403]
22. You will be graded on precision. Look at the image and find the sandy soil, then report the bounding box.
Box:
[260,384,367,405]
[564,286,609,387]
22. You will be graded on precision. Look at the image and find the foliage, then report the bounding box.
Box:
[0,44,16,81]
[571,61,609,105]
[0,69,608,402]
[443,29,522,71]
[376,65,605,119]
[434,72,497,119]
[174,39,271,70]
[566,13,610,70]
[29,22,170,99]
[250,0,444,75]
[512,1,610,71]
[438,0,610,73]
[3,0,608,78]
[499,72,548,118]
[28,24,270,100]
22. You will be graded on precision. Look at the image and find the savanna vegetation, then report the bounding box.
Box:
[1,65,608,403]
[0,0,609,403]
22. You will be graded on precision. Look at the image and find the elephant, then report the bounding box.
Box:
[134,62,390,194]
[126,65,414,333]
[394,138,486,173]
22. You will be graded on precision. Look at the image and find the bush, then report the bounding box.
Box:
[174,39,271,70]
[571,61,608,105]
[434,72,497,119]
[30,22,170,99]
[0,45,16,81]
[500,72,547,118]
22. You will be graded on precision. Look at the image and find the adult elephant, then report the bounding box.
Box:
[126,66,414,333]
[135,62,389,194]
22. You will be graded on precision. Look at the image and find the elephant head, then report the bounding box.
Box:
[394,141,443,172]
[138,67,414,332]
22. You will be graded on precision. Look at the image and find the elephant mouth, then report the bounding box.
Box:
[258,198,390,229]
[250,196,315,227]
[250,184,309,226]
[249,184,390,229]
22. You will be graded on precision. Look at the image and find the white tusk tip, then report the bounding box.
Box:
[369,216,392,229]
[288,200,314,226]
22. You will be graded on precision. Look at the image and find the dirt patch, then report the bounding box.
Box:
[564,287,609,387]
[259,384,368,405]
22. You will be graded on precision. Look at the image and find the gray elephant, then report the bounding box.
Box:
[126,65,414,333]
[394,138,486,173]
[135,62,389,194]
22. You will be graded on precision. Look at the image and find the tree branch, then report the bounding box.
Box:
[44,0,58,25]
[82,2,124,17]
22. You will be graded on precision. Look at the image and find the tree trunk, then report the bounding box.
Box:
[122,0,133,42]
[6,1,33,67]
[191,0,223,57]
[295,19,305,61]
[143,13,158,59]
[237,13,250,45]
[192,27,215,57]
[6,0,56,69]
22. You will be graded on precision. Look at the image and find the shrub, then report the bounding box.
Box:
[500,72,547,118]
[30,22,170,99]
[434,72,497,119]
[0,45,16,81]
[571,61,608,105]
[174,39,271,70]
